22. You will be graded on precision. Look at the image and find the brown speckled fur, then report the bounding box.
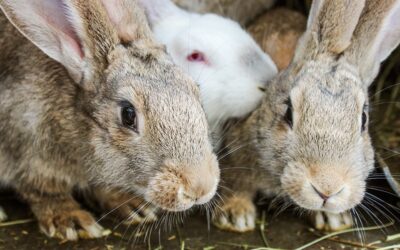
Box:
[214,0,400,233]
[0,0,219,240]
[248,8,307,71]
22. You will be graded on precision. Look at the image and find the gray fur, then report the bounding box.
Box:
[214,0,400,232]
[0,0,219,240]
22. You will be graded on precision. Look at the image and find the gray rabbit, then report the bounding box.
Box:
[0,0,219,240]
[213,0,400,232]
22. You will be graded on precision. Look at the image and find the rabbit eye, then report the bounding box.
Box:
[284,99,293,128]
[120,101,138,132]
[361,111,367,131]
[187,51,206,62]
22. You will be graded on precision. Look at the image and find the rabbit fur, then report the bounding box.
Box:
[213,0,400,232]
[248,8,307,71]
[138,0,278,148]
[172,0,276,25]
[0,0,219,240]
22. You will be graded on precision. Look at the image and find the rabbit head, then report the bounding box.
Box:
[272,0,400,214]
[138,0,277,130]
[0,0,219,212]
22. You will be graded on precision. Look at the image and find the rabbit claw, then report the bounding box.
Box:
[37,206,104,241]
[313,211,353,231]
[213,195,256,232]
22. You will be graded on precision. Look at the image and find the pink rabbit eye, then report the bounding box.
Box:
[187,51,206,62]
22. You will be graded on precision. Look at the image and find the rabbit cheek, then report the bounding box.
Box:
[281,163,314,208]
[145,168,187,211]
[282,163,339,211]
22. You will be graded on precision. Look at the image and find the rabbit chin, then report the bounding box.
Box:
[281,165,366,214]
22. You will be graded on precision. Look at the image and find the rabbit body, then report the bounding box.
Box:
[0,0,219,240]
[248,8,307,71]
[214,0,400,233]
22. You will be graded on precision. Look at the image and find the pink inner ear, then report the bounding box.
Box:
[62,33,84,59]
[38,0,84,58]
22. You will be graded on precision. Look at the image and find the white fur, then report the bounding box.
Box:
[85,223,104,238]
[138,0,278,145]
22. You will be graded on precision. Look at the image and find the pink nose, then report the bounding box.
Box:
[312,185,331,201]
[312,185,344,203]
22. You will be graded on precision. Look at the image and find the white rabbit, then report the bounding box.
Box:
[138,0,278,147]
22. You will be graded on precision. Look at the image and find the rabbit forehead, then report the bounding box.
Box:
[288,62,367,153]
[292,60,366,109]
[110,72,208,163]
[107,45,200,98]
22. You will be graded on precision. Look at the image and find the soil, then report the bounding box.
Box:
[0,186,399,250]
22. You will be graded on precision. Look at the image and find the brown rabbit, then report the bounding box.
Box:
[248,8,307,71]
[0,0,219,241]
[172,0,276,25]
[213,0,400,232]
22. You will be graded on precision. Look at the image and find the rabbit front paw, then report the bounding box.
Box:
[92,188,158,225]
[33,200,104,241]
[0,206,7,222]
[313,211,353,231]
[213,194,256,232]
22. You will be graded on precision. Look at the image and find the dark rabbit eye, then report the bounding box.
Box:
[361,111,367,131]
[120,101,138,132]
[284,99,293,128]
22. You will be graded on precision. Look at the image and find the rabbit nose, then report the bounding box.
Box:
[312,185,344,202]
[179,176,218,205]
[312,185,331,201]
[177,181,216,205]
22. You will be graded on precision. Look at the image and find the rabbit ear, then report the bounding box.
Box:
[100,0,153,43]
[294,0,365,62]
[0,0,89,83]
[346,0,400,86]
[0,0,152,86]
[137,0,186,25]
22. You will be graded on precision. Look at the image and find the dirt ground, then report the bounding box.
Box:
[0,184,399,250]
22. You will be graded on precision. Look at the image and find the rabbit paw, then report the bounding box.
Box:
[94,189,158,225]
[0,206,7,222]
[213,195,256,232]
[36,204,104,241]
[313,211,353,231]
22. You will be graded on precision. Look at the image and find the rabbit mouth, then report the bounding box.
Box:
[144,183,218,212]
[286,182,364,214]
